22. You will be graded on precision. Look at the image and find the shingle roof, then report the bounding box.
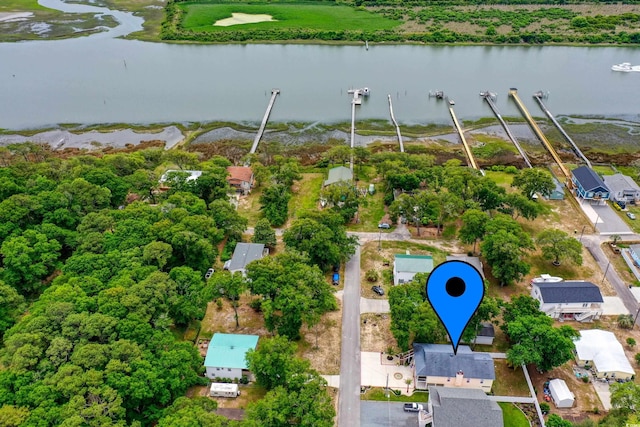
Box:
[204,333,259,369]
[226,166,253,184]
[323,166,353,186]
[394,254,434,274]
[445,255,484,278]
[603,173,640,194]
[413,344,495,380]
[429,386,503,427]
[572,166,609,193]
[535,281,603,304]
[477,322,495,338]
[225,243,265,272]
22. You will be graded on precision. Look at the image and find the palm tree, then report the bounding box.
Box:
[405,378,413,393]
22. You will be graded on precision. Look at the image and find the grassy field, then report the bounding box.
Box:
[361,387,429,402]
[0,0,48,11]
[499,402,531,427]
[179,2,400,32]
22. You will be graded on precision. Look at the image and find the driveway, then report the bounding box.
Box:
[602,296,630,315]
[592,380,612,410]
[361,401,419,427]
[361,352,415,393]
[361,297,390,314]
[578,200,633,235]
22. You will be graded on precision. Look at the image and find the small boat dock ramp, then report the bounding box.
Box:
[480,90,533,168]
[447,100,479,171]
[347,87,370,149]
[249,89,280,155]
[387,94,404,153]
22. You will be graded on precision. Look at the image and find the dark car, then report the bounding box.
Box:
[372,286,384,296]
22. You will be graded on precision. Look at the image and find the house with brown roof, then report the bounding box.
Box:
[227,166,254,195]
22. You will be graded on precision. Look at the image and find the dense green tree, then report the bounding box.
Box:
[82,168,130,207]
[209,199,248,241]
[126,169,158,203]
[260,184,291,227]
[323,145,351,165]
[321,180,360,223]
[252,218,277,248]
[162,151,199,170]
[272,157,301,187]
[206,271,247,328]
[501,295,543,325]
[0,405,30,426]
[0,281,24,337]
[481,229,532,286]
[142,241,173,271]
[610,381,640,414]
[545,414,572,427]
[501,193,543,220]
[245,336,310,390]
[57,178,112,215]
[511,168,555,199]
[537,228,583,266]
[458,209,489,254]
[194,169,231,205]
[157,397,232,427]
[169,266,207,326]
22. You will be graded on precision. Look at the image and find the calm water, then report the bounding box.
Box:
[1,0,639,130]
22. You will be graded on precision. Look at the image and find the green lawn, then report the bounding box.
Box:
[179,2,400,32]
[289,173,324,219]
[0,0,48,11]
[499,402,530,427]
[350,190,386,231]
[492,360,531,397]
[361,387,429,402]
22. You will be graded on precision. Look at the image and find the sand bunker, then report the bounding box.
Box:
[214,13,276,27]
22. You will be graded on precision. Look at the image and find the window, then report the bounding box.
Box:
[228,368,231,372]
[583,303,588,307]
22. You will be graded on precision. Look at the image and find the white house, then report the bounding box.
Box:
[574,329,635,381]
[393,254,434,285]
[603,173,640,207]
[548,379,575,408]
[531,281,604,322]
[204,333,259,381]
[158,169,202,190]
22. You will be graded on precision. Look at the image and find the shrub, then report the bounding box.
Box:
[582,376,590,383]
[627,337,636,348]
[366,269,379,282]
[505,166,519,174]
[216,298,223,310]
[635,353,640,365]
[539,402,550,414]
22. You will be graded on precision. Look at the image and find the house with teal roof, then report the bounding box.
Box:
[204,333,259,381]
[393,254,434,285]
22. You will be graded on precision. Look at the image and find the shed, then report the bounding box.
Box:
[549,379,575,408]
[548,178,565,200]
[323,166,353,187]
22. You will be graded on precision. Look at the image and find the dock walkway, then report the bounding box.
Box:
[249,89,280,155]
[480,91,532,168]
[387,94,404,153]
[448,105,478,170]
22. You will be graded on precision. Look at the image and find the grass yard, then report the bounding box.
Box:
[236,188,263,228]
[179,2,400,32]
[499,402,530,427]
[361,388,429,402]
[491,360,530,397]
[351,190,386,231]
[289,173,323,220]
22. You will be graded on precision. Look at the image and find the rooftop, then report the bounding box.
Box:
[534,281,604,304]
[603,173,640,193]
[323,166,353,187]
[445,255,484,278]
[413,344,495,380]
[204,333,259,369]
[227,166,253,183]
[429,386,503,427]
[572,166,609,193]
[394,254,434,274]
[574,329,634,376]
[159,169,202,183]
[224,243,266,272]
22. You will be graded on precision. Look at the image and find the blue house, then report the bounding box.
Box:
[571,166,609,203]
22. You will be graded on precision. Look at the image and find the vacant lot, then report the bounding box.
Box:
[179,2,400,33]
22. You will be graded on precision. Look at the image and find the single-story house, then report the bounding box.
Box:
[445,255,485,279]
[227,166,254,195]
[574,329,635,381]
[531,281,604,322]
[630,244,640,268]
[603,173,640,208]
[158,169,202,190]
[571,166,610,203]
[204,333,259,381]
[223,243,268,276]
[547,177,566,200]
[426,387,503,427]
[323,166,353,187]
[393,254,434,285]
[412,344,495,392]
[548,378,575,408]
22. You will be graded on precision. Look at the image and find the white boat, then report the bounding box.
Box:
[531,274,563,284]
[611,62,640,72]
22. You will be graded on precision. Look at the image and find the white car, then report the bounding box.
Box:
[205,268,215,279]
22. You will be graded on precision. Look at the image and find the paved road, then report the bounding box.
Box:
[338,244,362,427]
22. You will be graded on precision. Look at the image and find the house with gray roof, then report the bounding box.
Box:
[571,166,609,203]
[323,166,353,187]
[223,243,267,276]
[412,344,495,392]
[531,281,603,322]
[427,386,503,427]
[445,255,484,279]
[204,333,259,380]
[393,254,434,285]
[603,173,640,208]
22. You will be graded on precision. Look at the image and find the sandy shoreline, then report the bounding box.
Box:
[0,12,34,23]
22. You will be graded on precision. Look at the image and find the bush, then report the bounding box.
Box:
[635,353,640,365]
[582,376,590,383]
[539,402,550,414]
[366,269,379,282]
[216,298,223,310]
[627,337,636,348]
[505,166,519,174]
[240,375,249,384]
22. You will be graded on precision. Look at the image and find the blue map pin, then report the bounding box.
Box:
[426,260,485,355]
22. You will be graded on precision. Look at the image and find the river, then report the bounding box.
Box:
[1,0,639,130]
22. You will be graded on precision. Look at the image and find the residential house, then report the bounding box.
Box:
[445,255,484,279]
[204,333,259,381]
[393,254,434,285]
[574,329,635,381]
[571,166,610,203]
[531,281,604,322]
[425,386,503,427]
[223,243,268,276]
[158,169,202,190]
[603,173,640,208]
[412,344,495,392]
[227,166,254,195]
[629,244,640,268]
[547,177,566,200]
[323,166,353,187]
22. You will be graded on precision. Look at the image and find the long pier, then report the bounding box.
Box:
[387,94,404,153]
[448,105,478,170]
[480,91,532,168]
[533,91,592,169]
[249,89,280,155]
[509,88,571,180]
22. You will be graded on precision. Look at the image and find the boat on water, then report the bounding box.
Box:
[611,62,640,72]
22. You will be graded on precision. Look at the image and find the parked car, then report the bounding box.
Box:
[403,403,423,412]
[378,222,390,229]
[332,273,339,286]
[627,212,636,220]
[371,286,384,296]
[205,268,215,279]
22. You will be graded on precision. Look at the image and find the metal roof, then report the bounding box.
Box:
[204,333,259,370]
[225,243,265,272]
[445,255,484,278]
[413,344,495,380]
[429,386,503,427]
[394,254,434,274]
[323,166,353,187]
[534,281,603,304]
[572,166,609,193]
[574,330,634,376]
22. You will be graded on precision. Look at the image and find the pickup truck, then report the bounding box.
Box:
[403,403,424,412]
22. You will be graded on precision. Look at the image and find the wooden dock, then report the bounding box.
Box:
[480,91,533,168]
[387,94,404,153]
[249,89,280,155]
[509,88,571,180]
[533,91,592,169]
[448,105,478,170]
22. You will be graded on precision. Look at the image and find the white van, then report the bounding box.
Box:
[210,383,240,398]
